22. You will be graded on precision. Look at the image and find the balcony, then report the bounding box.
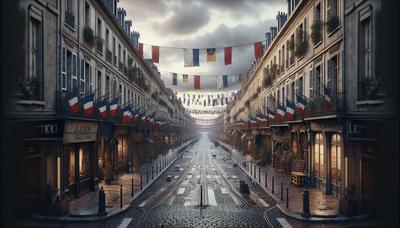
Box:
[304,92,345,119]
[64,11,75,29]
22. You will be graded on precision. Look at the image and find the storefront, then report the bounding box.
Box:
[97,123,114,181]
[20,120,64,215]
[270,125,291,173]
[309,121,343,195]
[114,126,129,174]
[63,120,98,199]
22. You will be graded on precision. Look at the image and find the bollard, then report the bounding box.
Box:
[120,185,123,208]
[140,173,143,190]
[152,166,154,179]
[200,185,203,207]
[286,188,289,208]
[302,188,310,217]
[98,186,106,215]
[272,176,275,194]
[281,183,284,201]
[146,170,149,184]
[131,178,134,197]
[265,171,268,188]
[258,167,261,183]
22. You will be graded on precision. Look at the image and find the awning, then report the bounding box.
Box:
[241,134,247,140]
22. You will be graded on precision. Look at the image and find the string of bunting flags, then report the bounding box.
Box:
[175,91,238,107]
[138,40,265,67]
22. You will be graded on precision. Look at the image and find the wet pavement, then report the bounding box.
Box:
[23,133,376,227]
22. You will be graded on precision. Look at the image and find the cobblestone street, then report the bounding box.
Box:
[21,133,380,227]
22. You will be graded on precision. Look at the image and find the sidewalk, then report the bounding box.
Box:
[216,141,350,221]
[34,139,196,222]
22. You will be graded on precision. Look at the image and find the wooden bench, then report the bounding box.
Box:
[291,159,306,187]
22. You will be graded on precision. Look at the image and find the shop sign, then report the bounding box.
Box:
[63,120,98,143]
[30,120,64,138]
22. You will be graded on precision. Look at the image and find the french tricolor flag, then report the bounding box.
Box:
[285,99,295,121]
[82,92,95,116]
[67,89,80,113]
[133,113,139,123]
[98,101,108,118]
[109,99,118,117]
[121,106,132,124]
[276,104,285,123]
[296,94,307,116]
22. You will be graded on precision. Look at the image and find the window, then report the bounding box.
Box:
[312,65,322,99]
[28,14,43,100]
[81,61,92,94]
[327,0,339,33]
[105,75,110,100]
[84,2,90,27]
[97,70,102,98]
[358,9,372,100]
[112,37,116,65]
[112,78,117,99]
[289,34,295,65]
[282,87,285,105]
[290,82,295,102]
[330,134,341,186]
[105,29,109,50]
[118,84,122,105]
[327,55,338,94]
[315,3,321,21]
[312,3,323,45]
[314,133,325,181]
[297,76,304,97]
[64,0,75,28]
[67,146,75,184]
[96,18,102,53]
[78,146,90,178]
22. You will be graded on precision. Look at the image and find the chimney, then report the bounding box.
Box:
[270,27,277,40]
[276,12,287,32]
[125,20,132,33]
[265,32,272,48]
[117,8,126,26]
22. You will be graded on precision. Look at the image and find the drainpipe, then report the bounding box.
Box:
[57,0,63,200]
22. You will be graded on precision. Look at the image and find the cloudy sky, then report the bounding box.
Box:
[119,0,287,92]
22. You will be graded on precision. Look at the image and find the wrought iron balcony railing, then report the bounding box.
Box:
[304,92,345,118]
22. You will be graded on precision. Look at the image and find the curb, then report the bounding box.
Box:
[32,139,198,223]
[214,140,369,223]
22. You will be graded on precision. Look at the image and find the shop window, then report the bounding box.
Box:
[313,133,325,180]
[79,146,89,178]
[68,148,75,184]
[330,134,341,186]
[117,136,128,170]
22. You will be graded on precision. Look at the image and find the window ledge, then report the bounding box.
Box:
[356,99,385,106]
[327,26,340,37]
[64,22,75,32]
[16,99,45,106]
[313,40,323,48]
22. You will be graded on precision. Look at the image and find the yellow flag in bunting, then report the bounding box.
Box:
[206,48,216,62]
[182,74,188,83]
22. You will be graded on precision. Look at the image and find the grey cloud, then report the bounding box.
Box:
[154,3,211,35]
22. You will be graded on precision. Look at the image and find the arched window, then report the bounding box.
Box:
[313,133,325,180]
[330,134,341,186]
